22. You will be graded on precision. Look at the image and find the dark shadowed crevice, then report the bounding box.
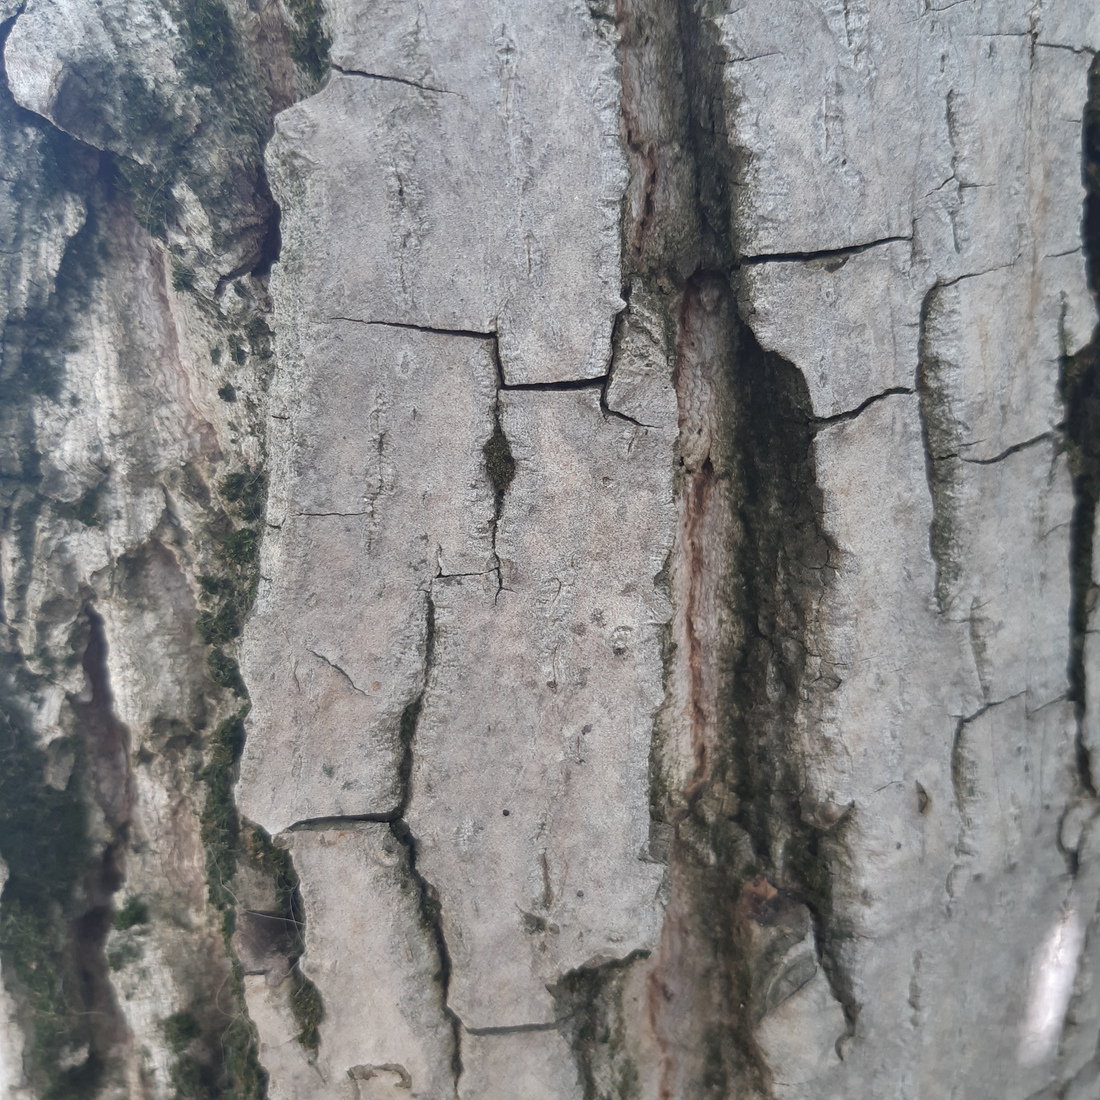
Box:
[679,0,857,1080]
[388,817,464,1086]
[810,386,915,430]
[1062,53,1100,796]
[71,608,135,838]
[550,951,651,1099]
[738,234,912,266]
[677,2,735,272]
[250,174,282,278]
[214,166,283,293]
[569,0,855,1093]
[725,318,857,1036]
[198,708,284,1088]
[234,823,317,1059]
[33,607,133,1100]
[0,654,94,1099]
[482,366,516,593]
[0,21,126,1094]
[482,411,516,518]
[66,608,135,1086]
[499,376,607,392]
[916,283,960,614]
[0,0,308,1091]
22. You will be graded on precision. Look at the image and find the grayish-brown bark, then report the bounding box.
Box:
[0,1,1098,1098]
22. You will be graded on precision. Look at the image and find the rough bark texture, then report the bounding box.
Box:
[0,1,1098,1098]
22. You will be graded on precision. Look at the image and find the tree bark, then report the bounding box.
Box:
[0,1,1098,1097]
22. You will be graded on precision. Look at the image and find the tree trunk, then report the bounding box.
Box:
[0,1,1098,1097]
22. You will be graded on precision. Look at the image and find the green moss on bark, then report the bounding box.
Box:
[0,673,96,1098]
[285,0,331,85]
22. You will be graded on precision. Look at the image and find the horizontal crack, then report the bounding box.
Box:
[810,387,914,430]
[331,63,457,95]
[726,50,784,64]
[296,509,370,517]
[957,690,1029,727]
[1029,690,1073,715]
[463,1021,562,1037]
[285,812,400,830]
[500,376,607,392]
[326,316,495,340]
[958,432,1055,466]
[739,235,912,266]
[1035,40,1094,55]
[933,260,1018,289]
[494,371,659,429]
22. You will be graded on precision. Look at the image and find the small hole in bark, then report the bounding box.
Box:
[916,781,931,814]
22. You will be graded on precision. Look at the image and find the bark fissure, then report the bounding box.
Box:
[946,693,1028,901]
[295,509,370,518]
[1063,53,1100,798]
[738,234,913,266]
[498,376,607,392]
[387,812,464,1087]
[285,814,399,830]
[325,316,496,341]
[598,0,860,1092]
[62,607,134,1091]
[390,594,464,1088]
[482,395,514,595]
[330,63,456,95]
[810,387,916,431]
[307,649,370,696]
[463,1021,562,1036]
[1,0,1093,1089]
[957,431,1055,465]
[917,282,958,613]
[551,949,653,1100]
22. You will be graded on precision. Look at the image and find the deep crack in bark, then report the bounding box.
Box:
[917,282,959,613]
[1063,52,1100,798]
[330,63,457,95]
[326,316,495,341]
[483,342,516,594]
[810,386,915,431]
[386,593,464,1087]
[65,607,136,1084]
[580,1,860,1093]
[738,234,914,266]
[957,431,1055,466]
[307,650,371,696]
